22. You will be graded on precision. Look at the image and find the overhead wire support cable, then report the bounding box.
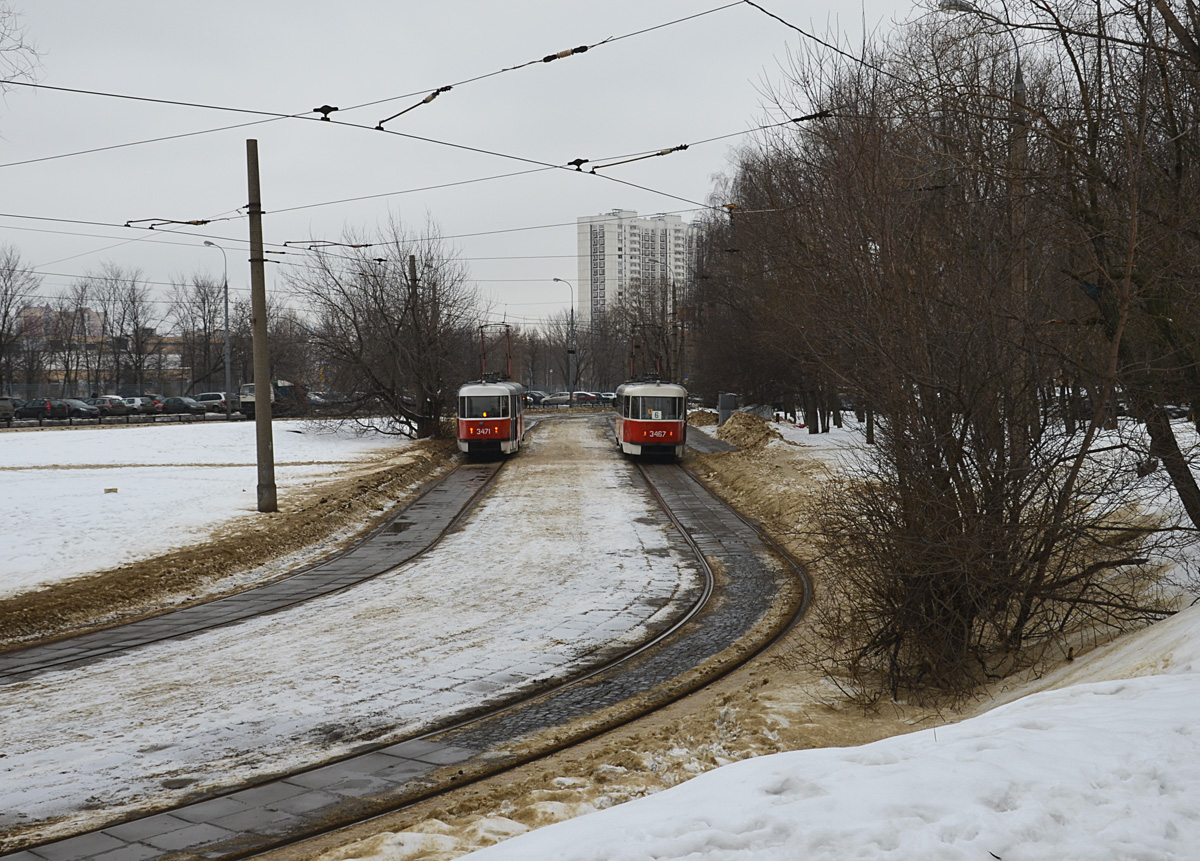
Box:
[375,86,453,129]
[0,78,298,118]
[586,144,689,172]
[371,40,591,130]
[283,240,375,250]
[345,3,738,113]
[0,3,742,169]
[124,217,212,229]
[738,0,919,90]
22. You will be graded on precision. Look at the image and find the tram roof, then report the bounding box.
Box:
[457,380,526,397]
[615,380,687,397]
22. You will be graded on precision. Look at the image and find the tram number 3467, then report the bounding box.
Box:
[645,429,671,438]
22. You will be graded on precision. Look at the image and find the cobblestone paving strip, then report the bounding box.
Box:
[686,424,736,453]
[0,464,501,685]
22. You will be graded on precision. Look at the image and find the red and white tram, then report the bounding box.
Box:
[457,378,526,456]
[614,378,687,458]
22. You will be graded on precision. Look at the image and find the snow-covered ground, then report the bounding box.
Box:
[0,419,702,844]
[5,415,1200,858]
[0,419,403,597]
[464,606,1200,859]
[454,417,1200,860]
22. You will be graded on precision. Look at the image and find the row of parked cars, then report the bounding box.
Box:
[0,392,239,421]
[527,391,617,407]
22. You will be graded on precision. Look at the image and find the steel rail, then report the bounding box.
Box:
[0,459,506,682]
[1,417,809,861]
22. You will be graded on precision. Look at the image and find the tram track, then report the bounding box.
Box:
[0,460,508,683]
[2,415,810,861]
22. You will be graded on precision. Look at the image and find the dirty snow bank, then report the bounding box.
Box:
[464,638,1200,860]
[448,417,1200,860]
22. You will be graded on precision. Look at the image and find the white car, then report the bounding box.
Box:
[124,396,159,415]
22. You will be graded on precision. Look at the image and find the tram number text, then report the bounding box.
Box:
[645,429,672,439]
[477,426,493,435]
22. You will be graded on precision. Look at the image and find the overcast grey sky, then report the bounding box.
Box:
[1,1,913,329]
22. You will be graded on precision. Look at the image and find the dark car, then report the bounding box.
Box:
[16,398,70,420]
[162,396,207,415]
[64,398,101,419]
[525,390,548,405]
[86,396,128,416]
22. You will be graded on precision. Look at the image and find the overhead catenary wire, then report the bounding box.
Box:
[0,2,743,170]
[0,2,835,295]
[0,6,837,241]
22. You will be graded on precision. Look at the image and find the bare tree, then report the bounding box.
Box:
[86,265,162,395]
[48,282,94,397]
[687,13,1180,699]
[169,274,225,394]
[287,217,481,438]
[0,245,38,393]
[0,3,38,99]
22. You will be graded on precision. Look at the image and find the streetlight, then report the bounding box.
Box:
[203,240,233,421]
[940,0,1031,460]
[552,277,576,407]
[938,1,1024,106]
[938,0,1026,308]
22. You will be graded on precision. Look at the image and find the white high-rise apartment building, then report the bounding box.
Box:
[576,209,695,329]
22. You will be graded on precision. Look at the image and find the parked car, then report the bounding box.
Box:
[195,392,231,412]
[86,395,128,416]
[64,398,101,419]
[16,398,70,419]
[525,390,548,405]
[162,396,207,415]
[0,396,16,420]
[572,391,598,404]
[540,391,573,406]
[124,396,160,415]
[598,392,617,405]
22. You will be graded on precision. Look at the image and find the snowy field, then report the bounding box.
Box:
[5,416,1200,858]
[0,419,404,597]
[0,419,702,844]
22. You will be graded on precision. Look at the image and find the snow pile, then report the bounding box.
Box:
[687,409,718,427]
[462,601,1200,860]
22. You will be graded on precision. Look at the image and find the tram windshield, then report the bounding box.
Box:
[628,396,682,420]
[460,395,509,418]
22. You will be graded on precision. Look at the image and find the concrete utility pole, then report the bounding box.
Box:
[246,139,277,513]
